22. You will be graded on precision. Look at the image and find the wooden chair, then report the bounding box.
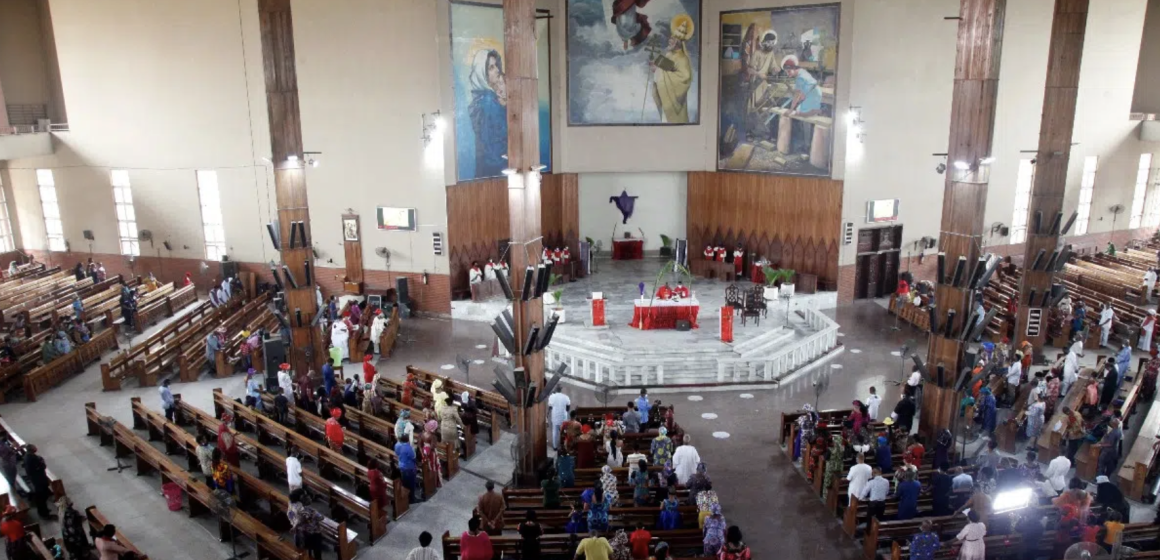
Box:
[724,284,743,312]
[740,289,762,326]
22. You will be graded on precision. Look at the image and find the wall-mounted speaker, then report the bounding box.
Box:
[432,232,443,256]
[842,222,854,245]
[83,230,94,241]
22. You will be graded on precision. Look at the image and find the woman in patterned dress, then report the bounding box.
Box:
[651,427,674,467]
[702,503,727,556]
[794,404,819,460]
[630,459,651,506]
[658,493,682,530]
[908,520,941,560]
[822,433,845,501]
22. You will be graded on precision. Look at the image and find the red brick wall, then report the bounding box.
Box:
[837,227,1157,304]
[24,250,452,314]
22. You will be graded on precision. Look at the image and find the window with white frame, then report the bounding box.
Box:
[1075,156,1098,235]
[1010,159,1035,244]
[0,176,14,253]
[111,170,139,256]
[1143,156,1160,228]
[36,169,65,251]
[196,170,226,261]
[1130,154,1152,229]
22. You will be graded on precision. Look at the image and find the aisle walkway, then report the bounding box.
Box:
[363,432,516,558]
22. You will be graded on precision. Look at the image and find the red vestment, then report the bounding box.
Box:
[704,247,714,260]
[733,250,744,274]
[715,248,725,262]
[656,286,672,300]
[674,285,690,299]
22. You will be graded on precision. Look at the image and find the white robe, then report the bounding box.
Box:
[484,263,496,281]
[330,321,350,361]
[278,370,294,399]
[370,315,388,353]
[672,445,701,485]
[1063,350,1078,394]
[469,268,483,285]
[1099,308,1115,346]
[1145,270,1157,297]
[1143,316,1156,353]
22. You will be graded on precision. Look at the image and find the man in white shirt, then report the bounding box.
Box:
[405,531,440,560]
[905,368,922,398]
[1005,355,1023,406]
[626,446,647,475]
[1044,455,1071,494]
[672,435,701,484]
[1145,268,1157,302]
[866,387,881,421]
[859,468,890,520]
[846,453,872,501]
[547,387,571,451]
[1143,309,1157,353]
[286,450,303,492]
[1099,302,1115,347]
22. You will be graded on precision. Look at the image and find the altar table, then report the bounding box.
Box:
[612,239,644,260]
[629,299,700,330]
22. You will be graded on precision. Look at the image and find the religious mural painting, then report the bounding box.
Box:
[566,0,701,126]
[450,1,552,182]
[717,4,839,177]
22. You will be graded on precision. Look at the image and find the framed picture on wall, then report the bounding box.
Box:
[343,218,360,242]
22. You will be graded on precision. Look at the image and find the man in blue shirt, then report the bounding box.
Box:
[635,388,651,426]
[322,358,336,396]
[394,439,422,503]
[159,379,175,422]
[859,467,890,521]
[1115,342,1132,387]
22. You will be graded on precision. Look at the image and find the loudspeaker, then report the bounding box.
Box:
[675,320,692,331]
[262,336,287,388]
[962,348,978,371]
[83,230,94,241]
[221,261,240,279]
[396,277,410,305]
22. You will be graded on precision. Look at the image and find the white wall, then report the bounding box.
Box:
[838,0,1159,265]
[578,172,686,250]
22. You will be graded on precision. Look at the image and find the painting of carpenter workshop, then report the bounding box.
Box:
[717,4,839,177]
[567,0,701,125]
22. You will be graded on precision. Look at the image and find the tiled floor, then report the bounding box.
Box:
[5,293,1156,559]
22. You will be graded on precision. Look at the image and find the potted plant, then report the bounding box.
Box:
[780,268,796,297]
[659,234,673,257]
[761,266,781,301]
[544,274,566,322]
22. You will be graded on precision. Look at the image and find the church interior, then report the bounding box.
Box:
[0,0,1159,558]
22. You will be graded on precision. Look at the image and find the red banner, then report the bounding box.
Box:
[720,306,734,343]
[591,299,606,327]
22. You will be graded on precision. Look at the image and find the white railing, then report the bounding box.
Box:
[544,344,679,386]
[715,307,839,383]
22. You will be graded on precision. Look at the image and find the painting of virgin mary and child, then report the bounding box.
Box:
[451,2,552,182]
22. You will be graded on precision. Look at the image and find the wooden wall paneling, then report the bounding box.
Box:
[259,0,322,373]
[686,171,843,286]
[1015,0,1089,348]
[445,179,509,299]
[540,174,580,263]
[342,214,364,289]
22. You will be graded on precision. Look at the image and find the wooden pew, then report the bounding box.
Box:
[132,282,178,330]
[214,308,278,376]
[378,307,400,359]
[502,505,698,532]
[1118,393,1160,500]
[84,506,149,560]
[23,327,118,401]
[185,394,399,530]
[1036,368,1096,462]
[100,300,217,390]
[84,402,307,560]
[128,398,359,557]
[1074,357,1147,480]
[364,382,470,481]
[442,529,707,560]
[500,485,689,510]
[0,334,51,403]
[0,415,66,502]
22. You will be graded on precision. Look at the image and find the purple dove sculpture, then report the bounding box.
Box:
[609,190,638,224]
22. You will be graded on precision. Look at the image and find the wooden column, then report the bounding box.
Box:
[1015,0,1089,350]
[504,0,547,483]
[922,0,1007,438]
[259,0,323,374]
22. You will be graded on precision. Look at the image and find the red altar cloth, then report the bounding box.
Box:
[612,239,644,260]
[629,300,700,330]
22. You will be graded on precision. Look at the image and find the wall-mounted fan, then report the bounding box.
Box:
[375,247,391,268]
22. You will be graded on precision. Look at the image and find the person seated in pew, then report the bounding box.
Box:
[93,523,133,560]
[40,336,61,364]
[69,317,90,345]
